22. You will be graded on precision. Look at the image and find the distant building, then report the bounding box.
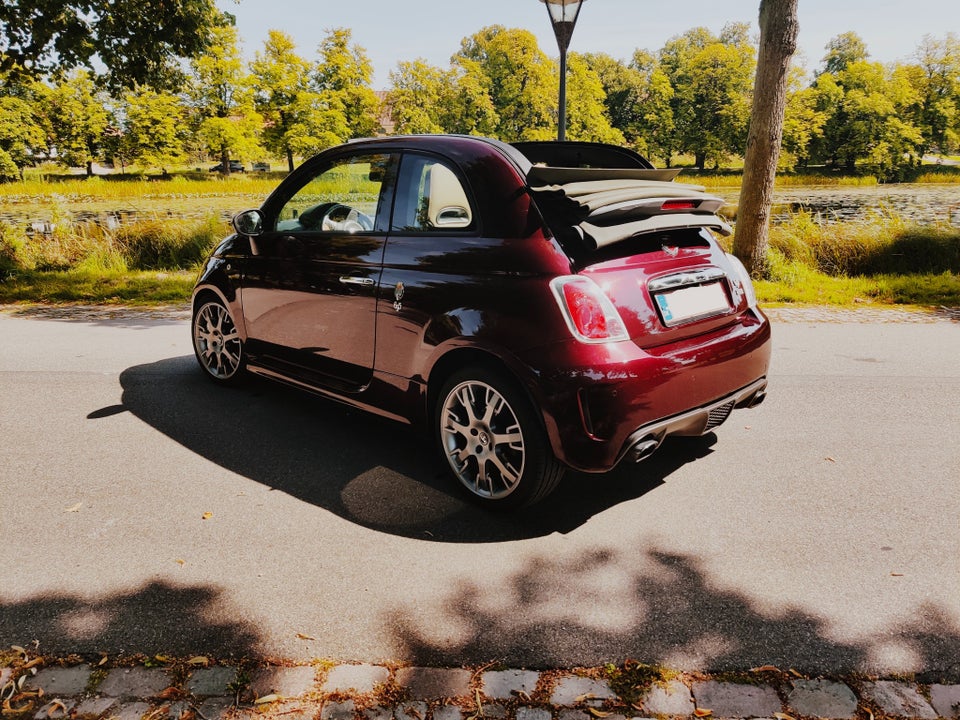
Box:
[375,91,395,136]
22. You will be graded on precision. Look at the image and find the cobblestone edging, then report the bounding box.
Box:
[10,663,960,720]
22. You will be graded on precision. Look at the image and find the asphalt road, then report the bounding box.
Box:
[1,307,958,677]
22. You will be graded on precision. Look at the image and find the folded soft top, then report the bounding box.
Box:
[528,167,730,250]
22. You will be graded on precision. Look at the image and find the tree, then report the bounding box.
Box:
[0,91,47,180]
[454,26,557,141]
[911,33,960,154]
[122,87,187,174]
[734,0,799,277]
[188,25,262,174]
[387,58,499,137]
[658,26,756,168]
[780,68,827,169]
[564,54,624,144]
[251,30,346,170]
[821,32,869,75]
[387,60,450,135]
[0,0,227,91]
[811,58,924,177]
[685,39,756,168]
[44,69,111,176]
[314,29,381,139]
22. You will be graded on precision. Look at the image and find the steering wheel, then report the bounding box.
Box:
[319,203,373,233]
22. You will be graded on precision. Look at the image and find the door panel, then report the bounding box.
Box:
[241,153,395,390]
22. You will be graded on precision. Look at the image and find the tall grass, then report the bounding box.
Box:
[751,210,960,306]
[0,214,228,273]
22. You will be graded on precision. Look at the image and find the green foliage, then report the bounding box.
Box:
[314,28,381,139]
[188,25,263,169]
[454,26,557,141]
[0,19,957,185]
[0,214,224,275]
[604,662,672,706]
[116,216,224,270]
[0,94,46,179]
[0,0,226,91]
[738,210,960,306]
[122,87,187,172]
[44,70,111,176]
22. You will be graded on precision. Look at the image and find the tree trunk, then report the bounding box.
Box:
[287,148,295,173]
[733,0,799,277]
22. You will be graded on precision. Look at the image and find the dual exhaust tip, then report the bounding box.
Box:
[626,386,767,464]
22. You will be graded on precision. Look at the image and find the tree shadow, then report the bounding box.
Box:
[0,581,259,659]
[387,547,960,681]
[114,356,720,543]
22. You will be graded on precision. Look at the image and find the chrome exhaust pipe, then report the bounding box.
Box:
[629,437,661,463]
[736,388,766,409]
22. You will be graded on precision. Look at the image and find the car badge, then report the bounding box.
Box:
[393,281,405,312]
[662,245,680,257]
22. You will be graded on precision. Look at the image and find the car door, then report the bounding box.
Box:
[240,151,397,391]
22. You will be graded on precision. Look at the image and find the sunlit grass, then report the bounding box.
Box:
[0,268,196,304]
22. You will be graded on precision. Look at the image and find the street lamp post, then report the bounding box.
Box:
[540,0,585,142]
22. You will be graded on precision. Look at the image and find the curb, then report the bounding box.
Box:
[5,662,959,720]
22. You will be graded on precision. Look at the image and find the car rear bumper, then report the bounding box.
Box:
[520,309,772,472]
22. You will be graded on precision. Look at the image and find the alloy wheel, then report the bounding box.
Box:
[440,379,526,500]
[193,300,243,380]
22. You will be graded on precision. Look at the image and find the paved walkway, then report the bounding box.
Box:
[5,661,959,720]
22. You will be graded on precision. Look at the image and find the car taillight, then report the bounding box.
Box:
[550,276,629,344]
[661,200,698,211]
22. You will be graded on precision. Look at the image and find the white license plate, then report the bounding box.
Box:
[655,281,731,326]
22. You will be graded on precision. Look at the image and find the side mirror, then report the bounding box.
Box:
[233,209,264,236]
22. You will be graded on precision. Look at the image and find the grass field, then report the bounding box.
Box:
[1,170,958,309]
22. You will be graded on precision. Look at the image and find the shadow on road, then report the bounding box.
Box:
[113,356,719,543]
[5,549,957,678]
[388,546,960,679]
[0,581,258,659]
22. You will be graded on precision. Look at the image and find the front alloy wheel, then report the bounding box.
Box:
[193,298,244,383]
[438,368,564,508]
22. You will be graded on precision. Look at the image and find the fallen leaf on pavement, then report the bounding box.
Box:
[750,665,779,672]
[295,633,316,641]
[201,512,213,520]
[775,713,796,720]
[575,693,597,703]
[255,694,279,705]
[187,657,209,667]
[825,457,836,463]
[64,503,82,513]
[694,708,713,717]
[588,709,612,718]
[46,700,67,717]
[156,687,180,700]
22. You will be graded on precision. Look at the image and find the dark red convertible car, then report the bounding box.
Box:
[192,135,771,508]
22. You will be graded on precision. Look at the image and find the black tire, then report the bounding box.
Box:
[192,296,246,384]
[436,366,565,509]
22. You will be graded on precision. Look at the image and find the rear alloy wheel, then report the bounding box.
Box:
[437,367,564,508]
[192,298,245,383]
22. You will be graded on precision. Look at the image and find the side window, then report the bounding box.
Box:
[392,155,474,233]
[275,154,391,234]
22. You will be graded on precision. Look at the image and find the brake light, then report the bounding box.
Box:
[661,200,698,211]
[550,276,629,343]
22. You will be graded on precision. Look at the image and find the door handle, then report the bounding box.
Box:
[339,276,375,286]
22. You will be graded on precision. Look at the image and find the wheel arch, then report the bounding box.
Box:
[191,283,246,341]
[425,346,547,439]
